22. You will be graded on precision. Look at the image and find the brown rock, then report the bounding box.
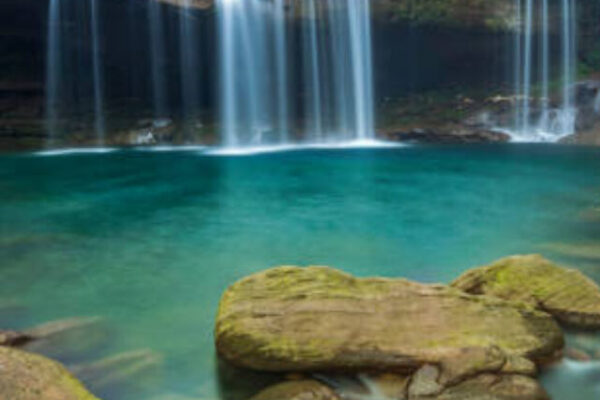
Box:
[408,365,444,397]
[249,380,340,400]
[451,254,600,328]
[215,266,563,380]
[0,329,32,347]
[564,347,592,362]
[424,374,549,400]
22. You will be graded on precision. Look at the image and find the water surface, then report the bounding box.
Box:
[1,145,599,399]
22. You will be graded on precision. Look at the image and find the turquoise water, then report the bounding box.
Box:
[1,145,600,399]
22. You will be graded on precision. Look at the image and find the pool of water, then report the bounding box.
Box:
[1,144,599,399]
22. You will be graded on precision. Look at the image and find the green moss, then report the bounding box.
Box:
[375,0,514,31]
[452,255,600,328]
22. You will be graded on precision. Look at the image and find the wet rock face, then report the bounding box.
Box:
[0,346,98,400]
[215,266,563,377]
[381,127,510,144]
[451,254,600,329]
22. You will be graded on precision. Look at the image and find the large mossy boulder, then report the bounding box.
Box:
[215,266,563,380]
[451,254,600,329]
[0,346,98,400]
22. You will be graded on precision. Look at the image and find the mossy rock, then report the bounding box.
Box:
[215,266,563,380]
[451,254,600,329]
[0,346,99,400]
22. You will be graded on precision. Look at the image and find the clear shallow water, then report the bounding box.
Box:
[1,145,600,399]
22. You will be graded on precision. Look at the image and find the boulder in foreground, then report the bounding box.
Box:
[451,254,600,328]
[215,266,563,380]
[0,346,98,400]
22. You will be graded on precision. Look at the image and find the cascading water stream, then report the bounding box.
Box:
[511,0,577,142]
[216,0,376,149]
[303,0,324,141]
[274,0,289,142]
[179,0,201,134]
[45,0,105,146]
[347,0,375,141]
[90,0,105,143]
[539,0,550,130]
[45,0,62,146]
[520,0,534,134]
[148,0,169,119]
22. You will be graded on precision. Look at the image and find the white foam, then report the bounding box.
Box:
[205,139,403,156]
[35,147,118,156]
[133,145,207,152]
[491,127,572,144]
[560,359,600,372]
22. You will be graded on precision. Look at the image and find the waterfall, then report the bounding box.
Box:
[511,0,577,141]
[539,0,550,131]
[90,0,105,143]
[274,0,289,142]
[520,0,533,134]
[45,0,105,146]
[216,0,375,149]
[148,0,169,119]
[303,0,324,141]
[45,0,61,146]
[179,0,201,135]
[347,0,375,141]
[559,0,577,135]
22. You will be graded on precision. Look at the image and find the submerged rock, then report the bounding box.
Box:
[215,266,563,379]
[539,242,600,262]
[23,316,110,361]
[0,329,32,347]
[426,373,549,400]
[249,380,340,400]
[70,349,163,394]
[0,346,98,400]
[451,255,600,329]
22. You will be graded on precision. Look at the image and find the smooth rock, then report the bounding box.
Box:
[452,254,600,328]
[215,266,563,379]
[249,380,340,400]
[0,346,98,400]
[408,365,443,397]
[423,374,549,400]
